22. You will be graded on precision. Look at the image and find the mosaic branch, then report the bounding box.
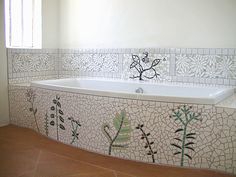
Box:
[26,89,40,132]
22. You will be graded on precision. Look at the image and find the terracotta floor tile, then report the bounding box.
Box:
[66,171,117,177]
[116,171,136,177]
[0,139,40,177]
[0,125,235,177]
[18,171,35,177]
[34,151,112,177]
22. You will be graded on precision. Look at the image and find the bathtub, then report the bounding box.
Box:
[10,78,236,174]
[31,78,234,104]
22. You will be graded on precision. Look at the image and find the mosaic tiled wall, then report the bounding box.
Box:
[8,48,236,85]
[9,85,236,174]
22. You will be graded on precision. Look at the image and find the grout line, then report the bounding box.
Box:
[42,149,137,177]
[32,150,42,177]
[113,170,118,177]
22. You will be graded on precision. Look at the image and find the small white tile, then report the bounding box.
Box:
[187,48,192,54]
[216,48,222,55]
[210,49,216,55]
[181,48,186,54]
[204,49,210,55]
[197,49,204,55]
[228,49,235,55]
[192,48,198,54]
[176,48,181,54]
[222,49,228,55]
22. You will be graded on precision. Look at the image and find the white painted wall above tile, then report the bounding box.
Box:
[59,0,236,49]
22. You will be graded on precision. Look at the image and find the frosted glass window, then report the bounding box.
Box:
[5,0,42,48]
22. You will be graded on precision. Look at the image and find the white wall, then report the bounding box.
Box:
[59,0,236,49]
[0,0,9,126]
[42,0,59,48]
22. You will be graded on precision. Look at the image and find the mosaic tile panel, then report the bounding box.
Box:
[122,53,171,81]
[176,54,236,79]
[59,53,122,78]
[8,49,59,84]
[9,85,236,174]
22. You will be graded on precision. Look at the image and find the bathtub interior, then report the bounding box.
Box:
[31,78,235,104]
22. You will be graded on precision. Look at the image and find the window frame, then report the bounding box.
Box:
[4,0,42,49]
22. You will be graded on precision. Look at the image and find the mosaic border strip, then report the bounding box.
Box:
[7,48,236,85]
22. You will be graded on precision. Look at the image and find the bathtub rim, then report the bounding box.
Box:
[30,78,235,105]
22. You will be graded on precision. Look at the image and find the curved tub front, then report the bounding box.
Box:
[9,78,236,175]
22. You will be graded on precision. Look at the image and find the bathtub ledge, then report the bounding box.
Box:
[216,93,236,109]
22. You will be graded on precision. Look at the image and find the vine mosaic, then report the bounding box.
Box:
[136,124,157,163]
[123,53,170,81]
[129,52,165,81]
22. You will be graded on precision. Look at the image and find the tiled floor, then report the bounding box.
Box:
[0,125,235,177]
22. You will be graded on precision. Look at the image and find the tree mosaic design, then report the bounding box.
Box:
[136,124,157,163]
[49,95,66,140]
[129,52,163,80]
[102,110,132,155]
[26,89,40,132]
[170,105,201,166]
[68,117,81,145]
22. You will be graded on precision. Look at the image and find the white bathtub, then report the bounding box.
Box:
[31,78,234,104]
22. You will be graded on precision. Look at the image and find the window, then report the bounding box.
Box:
[5,0,42,48]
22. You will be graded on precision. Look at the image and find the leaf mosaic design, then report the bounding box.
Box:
[50,95,66,140]
[102,110,132,155]
[170,105,201,166]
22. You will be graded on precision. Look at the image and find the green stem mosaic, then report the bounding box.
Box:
[170,105,201,166]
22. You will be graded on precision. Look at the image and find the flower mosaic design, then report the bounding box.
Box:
[217,56,236,79]
[61,53,119,73]
[176,54,236,79]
